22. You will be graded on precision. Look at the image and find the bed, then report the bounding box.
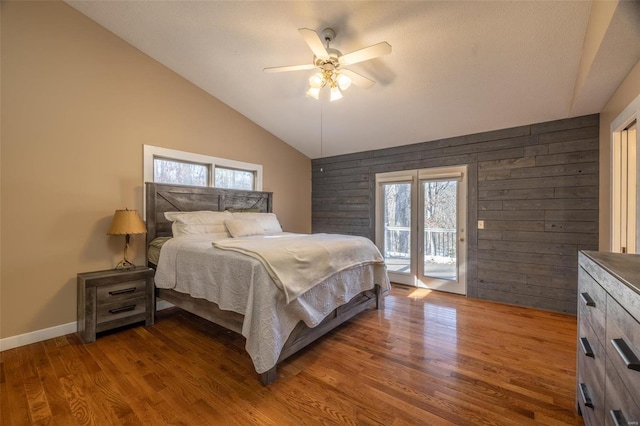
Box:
[145,182,389,385]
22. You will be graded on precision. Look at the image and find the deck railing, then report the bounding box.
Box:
[384,226,456,258]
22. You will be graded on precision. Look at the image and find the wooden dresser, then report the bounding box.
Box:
[577,251,640,426]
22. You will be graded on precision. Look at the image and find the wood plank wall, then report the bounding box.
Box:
[311,114,599,313]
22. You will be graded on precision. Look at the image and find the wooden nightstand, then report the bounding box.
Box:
[77,266,155,343]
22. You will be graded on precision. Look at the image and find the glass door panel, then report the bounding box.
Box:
[381,182,414,284]
[418,166,467,295]
[422,180,458,281]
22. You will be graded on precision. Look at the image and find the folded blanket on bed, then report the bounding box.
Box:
[212,233,385,303]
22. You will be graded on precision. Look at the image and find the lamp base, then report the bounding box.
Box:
[115,236,136,269]
[115,258,136,270]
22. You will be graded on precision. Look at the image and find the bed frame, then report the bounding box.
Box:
[145,182,383,385]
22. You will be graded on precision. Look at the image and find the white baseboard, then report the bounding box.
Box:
[1,298,174,352]
[0,321,77,352]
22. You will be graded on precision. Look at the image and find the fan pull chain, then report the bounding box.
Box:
[320,102,324,172]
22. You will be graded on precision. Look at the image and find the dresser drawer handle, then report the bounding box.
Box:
[108,305,136,315]
[580,292,595,307]
[109,287,137,296]
[610,409,628,426]
[611,338,640,372]
[579,337,594,358]
[578,383,593,408]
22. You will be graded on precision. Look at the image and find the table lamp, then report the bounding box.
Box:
[107,208,147,269]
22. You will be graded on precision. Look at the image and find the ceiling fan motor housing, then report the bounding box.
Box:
[322,28,336,43]
[314,49,341,69]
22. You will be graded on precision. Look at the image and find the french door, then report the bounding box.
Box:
[375,165,467,295]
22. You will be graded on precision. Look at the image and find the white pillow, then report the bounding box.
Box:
[164,210,232,237]
[225,219,265,238]
[230,212,283,233]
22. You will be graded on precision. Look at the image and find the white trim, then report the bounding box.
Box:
[610,93,640,252]
[375,170,416,184]
[418,168,463,181]
[0,299,175,352]
[0,321,77,352]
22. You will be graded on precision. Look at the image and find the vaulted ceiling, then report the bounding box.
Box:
[66,1,640,159]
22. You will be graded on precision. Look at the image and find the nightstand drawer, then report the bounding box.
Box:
[97,296,146,324]
[97,280,147,303]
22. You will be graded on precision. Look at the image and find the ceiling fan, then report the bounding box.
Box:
[264,28,392,101]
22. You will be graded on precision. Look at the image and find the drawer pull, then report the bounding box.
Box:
[578,383,593,408]
[109,287,137,296]
[611,338,640,372]
[610,409,628,426]
[108,305,136,315]
[579,337,594,358]
[580,292,595,307]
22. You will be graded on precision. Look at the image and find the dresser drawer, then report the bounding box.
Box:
[577,349,605,426]
[578,267,607,346]
[606,295,640,402]
[577,317,606,393]
[96,279,147,303]
[605,354,640,426]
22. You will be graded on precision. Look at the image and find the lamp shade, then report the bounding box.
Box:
[107,209,147,235]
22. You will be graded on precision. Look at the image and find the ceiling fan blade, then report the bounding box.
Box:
[298,28,329,59]
[339,42,392,67]
[263,64,316,73]
[340,69,375,89]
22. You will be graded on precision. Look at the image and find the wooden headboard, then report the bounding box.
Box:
[145,182,273,246]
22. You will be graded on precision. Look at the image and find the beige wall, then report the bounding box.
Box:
[599,59,640,250]
[0,1,311,339]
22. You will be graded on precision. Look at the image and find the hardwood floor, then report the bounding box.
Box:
[1,286,584,425]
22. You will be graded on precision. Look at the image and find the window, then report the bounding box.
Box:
[214,167,255,190]
[143,145,262,191]
[154,157,209,187]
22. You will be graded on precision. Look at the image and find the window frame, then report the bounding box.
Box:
[143,145,263,191]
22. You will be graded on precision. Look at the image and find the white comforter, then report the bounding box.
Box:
[154,233,390,374]
[212,233,385,304]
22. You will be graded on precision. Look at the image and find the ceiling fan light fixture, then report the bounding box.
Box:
[336,73,352,91]
[306,86,321,99]
[309,72,325,88]
[330,85,343,102]
[266,27,390,101]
